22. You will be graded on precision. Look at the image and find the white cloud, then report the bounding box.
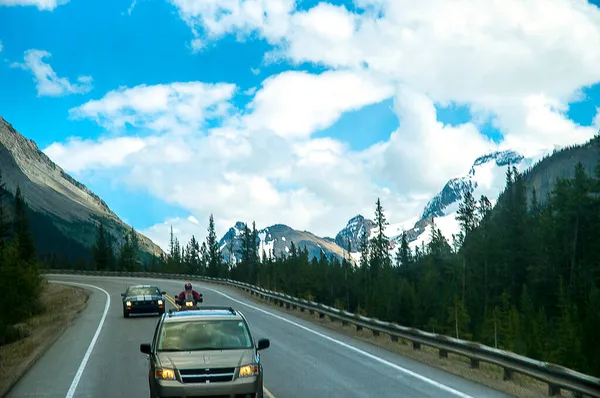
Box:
[127,0,136,15]
[11,49,93,97]
[169,0,295,44]
[43,0,600,242]
[44,136,147,174]
[166,0,600,149]
[0,0,68,10]
[242,69,393,138]
[267,0,600,107]
[68,81,237,133]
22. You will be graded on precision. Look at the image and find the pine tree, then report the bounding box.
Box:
[117,228,140,271]
[206,214,222,277]
[371,198,391,274]
[13,186,35,263]
[456,189,477,241]
[199,241,208,272]
[0,169,10,249]
[456,190,478,303]
[92,220,113,271]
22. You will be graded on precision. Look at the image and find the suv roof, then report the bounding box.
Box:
[164,306,243,323]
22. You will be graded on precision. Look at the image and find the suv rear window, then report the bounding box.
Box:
[157,320,253,351]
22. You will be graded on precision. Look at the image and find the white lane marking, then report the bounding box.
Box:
[202,286,474,398]
[264,386,276,398]
[49,280,111,398]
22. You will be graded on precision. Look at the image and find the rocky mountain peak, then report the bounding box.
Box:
[421,149,525,221]
[335,214,376,253]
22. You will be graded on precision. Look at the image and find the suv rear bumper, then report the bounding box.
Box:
[150,375,262,397]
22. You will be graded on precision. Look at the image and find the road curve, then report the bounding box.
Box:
[8,274,513,398]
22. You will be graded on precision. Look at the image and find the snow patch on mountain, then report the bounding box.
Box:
[422,150,526,220]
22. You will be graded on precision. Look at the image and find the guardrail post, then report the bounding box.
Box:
[342,319,349,326]
[439,349,448,358]
[390,335,398,342]
[412,341,421,350]
[470,358,480,369]
[503,368,512,381]
[547,384,560,396]
[356,324,363,331]
[318,312,325,319]
[372,329,380,337]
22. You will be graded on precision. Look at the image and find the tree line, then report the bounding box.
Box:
[83,155,600,377]
[0,170,43,345]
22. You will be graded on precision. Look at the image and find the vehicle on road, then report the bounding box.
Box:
[121,284,166,318]
[140,306,270,398]
[174,290,203,311]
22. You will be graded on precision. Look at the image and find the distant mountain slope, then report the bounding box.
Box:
[521,139,600,204]
[0,116,163,263]
[219,221,353,264]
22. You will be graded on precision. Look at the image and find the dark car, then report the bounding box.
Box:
[140,306,270,398]
[122,284,167,318]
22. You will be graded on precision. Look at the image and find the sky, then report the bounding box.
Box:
[1,0,600,251]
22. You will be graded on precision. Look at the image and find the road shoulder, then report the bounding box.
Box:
[0,280,89,397]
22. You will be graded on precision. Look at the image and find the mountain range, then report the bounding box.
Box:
[218,149,533,264]
[1,115,598,267]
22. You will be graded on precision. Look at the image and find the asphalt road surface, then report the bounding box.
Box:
[8,274,514,398]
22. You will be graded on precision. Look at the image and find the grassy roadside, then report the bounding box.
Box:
[229,286,556,398]
[0,281,89,397]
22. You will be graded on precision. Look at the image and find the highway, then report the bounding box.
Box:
[8,274,513,398]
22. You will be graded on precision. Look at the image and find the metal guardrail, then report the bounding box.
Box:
[44,269,600,398]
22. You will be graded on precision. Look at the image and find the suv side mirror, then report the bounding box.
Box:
[121,293,126,297]
[257,338,270,351]
[140,343,151,355]
[160,291,166,295]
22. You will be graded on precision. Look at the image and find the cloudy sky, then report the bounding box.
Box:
[1,0,600,251]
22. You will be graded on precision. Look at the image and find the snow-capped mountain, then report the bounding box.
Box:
[345,149,534,260]
[421,150,526,220]
[219,222,351,264]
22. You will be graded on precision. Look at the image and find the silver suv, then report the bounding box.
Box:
[140,306,270,398]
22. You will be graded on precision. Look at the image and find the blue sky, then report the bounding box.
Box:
[1,0,600,247]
